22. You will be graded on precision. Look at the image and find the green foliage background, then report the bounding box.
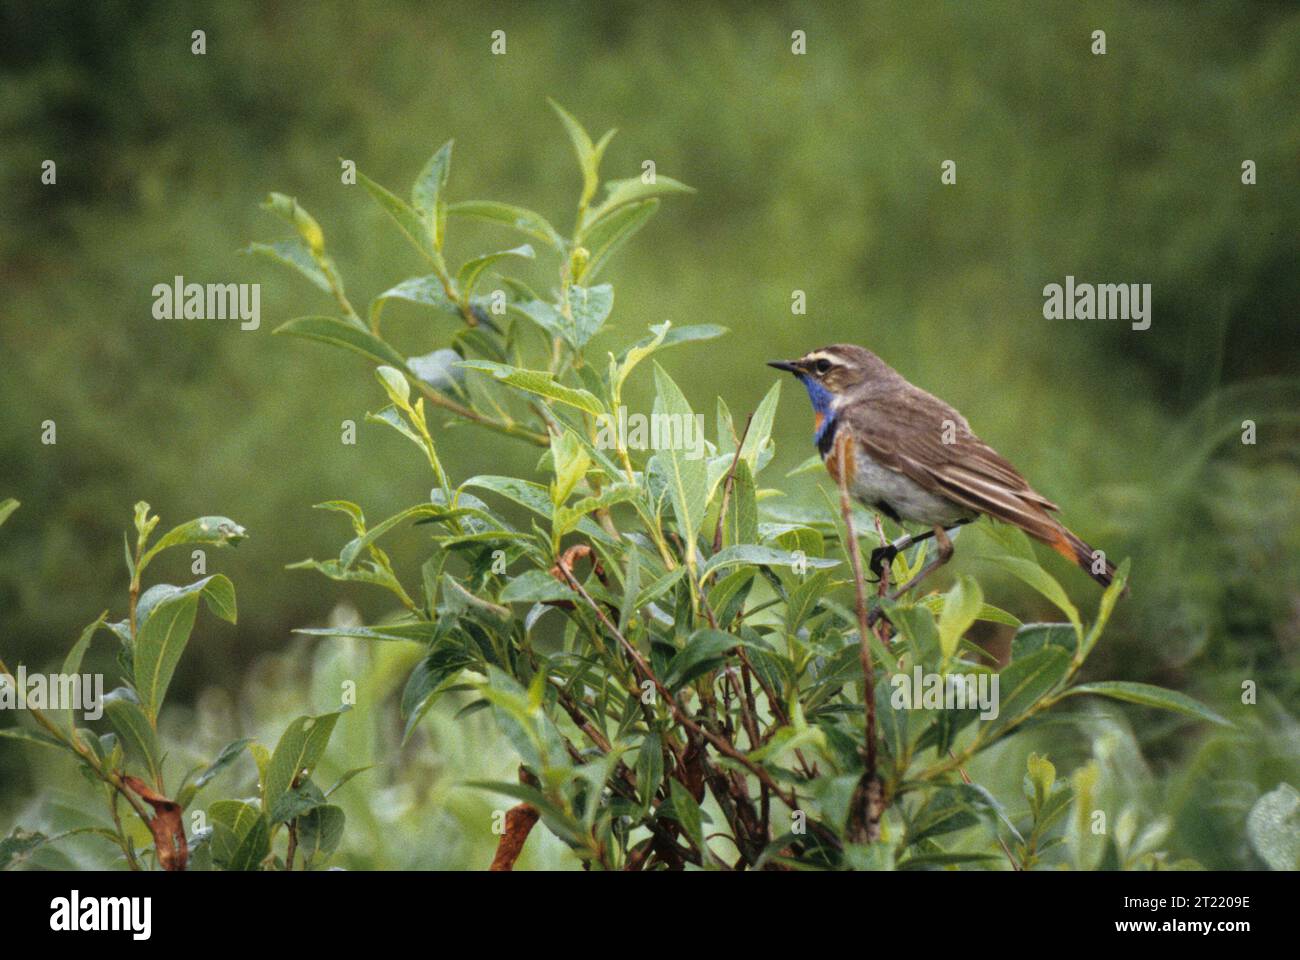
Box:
[1,0,1297,868]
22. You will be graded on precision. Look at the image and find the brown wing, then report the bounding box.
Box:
[845,385,1063,541]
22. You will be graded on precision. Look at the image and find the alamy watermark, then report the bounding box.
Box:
[890,666,1000,720]
[0,668,104,721]
[595,406,707,460]
[1043,275,1151,331]
[152,275,260,330]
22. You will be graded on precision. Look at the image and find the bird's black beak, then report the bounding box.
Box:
[767,359,802,374]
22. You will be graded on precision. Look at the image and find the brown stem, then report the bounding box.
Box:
[834,430,883,844]
[490,767,542,871]
[490,803,540,871]
[555,559,839,851]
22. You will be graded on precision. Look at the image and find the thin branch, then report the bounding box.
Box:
[555,560,839,850]
[833,431,885,844]
[834,431,879,783]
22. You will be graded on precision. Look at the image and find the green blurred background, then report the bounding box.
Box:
[1,0,1297,868]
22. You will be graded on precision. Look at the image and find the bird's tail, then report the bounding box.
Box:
[1045,524,1118,589]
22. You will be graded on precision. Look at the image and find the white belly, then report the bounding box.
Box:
[850,449,974,527]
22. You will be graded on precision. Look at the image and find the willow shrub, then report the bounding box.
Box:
[2,105,1230,873]
[243,104,1237,870]
[0,500,361,871]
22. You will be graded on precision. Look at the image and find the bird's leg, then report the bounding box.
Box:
[887,524,956,599]
[868,518,970,581]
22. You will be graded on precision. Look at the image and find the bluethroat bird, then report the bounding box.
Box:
[768,344,1117,591]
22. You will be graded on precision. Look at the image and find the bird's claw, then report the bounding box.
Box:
[868,544,898,580]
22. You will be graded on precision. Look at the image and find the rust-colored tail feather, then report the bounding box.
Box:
[1047,525,1116,588]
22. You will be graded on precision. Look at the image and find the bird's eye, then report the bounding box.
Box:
[814,359,832,374]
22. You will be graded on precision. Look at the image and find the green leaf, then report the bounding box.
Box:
[1059,682,1231,727]
[193,738,253,791]
[209,799,265,869]
[370,275,460,328]
[293,621,440,644]
[339,503,456,570]
[1025,752,1056,816]
[358,169,442,266]
[464,475,556,519]
[411,140,453,246]
[566,284,614,348]
[667,780,708,856]
[734,384,780,479]
[664,629,737,691]
[0,498,18,527]
[981,646,1071,739]
[61,613,108,734]
[407,348,466,395]
[457,360,605,415]
[617,323,728,367]
[133,575,236,721]
[270,779,328,824]
[262,710,344,820]
[245,239,331,293]
[297,804,347,866]
[720,460,759,547]
[274,315,410,369]
[1011,622,1078,660]
[611,321,670,401]
[578,198,658,282]
[702,545,838,577]
[261,192,325,253]
[583,176,694,231]
[457,244,535,300]
[0,727,64,750]
[990,555,1081,637]
[636,733,663,817]
[652,363,708,565]
[227,815,270,871]
[477,666,567,772]
[548,99,608,208]
[549,429,592,506]
[325,766,373,798]
[102,687,163,784]
[937,575,982,660]
[447,200,565,250]
[513,286,614,350]
[553,483,638,540]
[1246,783,1300,871]
[400,645,473,742]
[140,516,247,570]
[1080,558,1129,661]
[499,570,574,603]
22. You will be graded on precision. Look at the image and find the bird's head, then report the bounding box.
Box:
[767,344,878,415]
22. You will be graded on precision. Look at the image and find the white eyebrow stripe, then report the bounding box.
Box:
[802,350,840,365]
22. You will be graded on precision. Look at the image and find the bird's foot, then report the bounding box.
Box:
[868,543,898,581]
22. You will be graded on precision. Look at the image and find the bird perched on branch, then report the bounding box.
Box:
[768,344,1117,593]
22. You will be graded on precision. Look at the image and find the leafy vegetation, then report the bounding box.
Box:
[2,3,1295,870]
[0,501,353,871]
[234,108,1225,869]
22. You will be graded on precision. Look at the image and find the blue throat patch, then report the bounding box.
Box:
[799,375,837,446]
